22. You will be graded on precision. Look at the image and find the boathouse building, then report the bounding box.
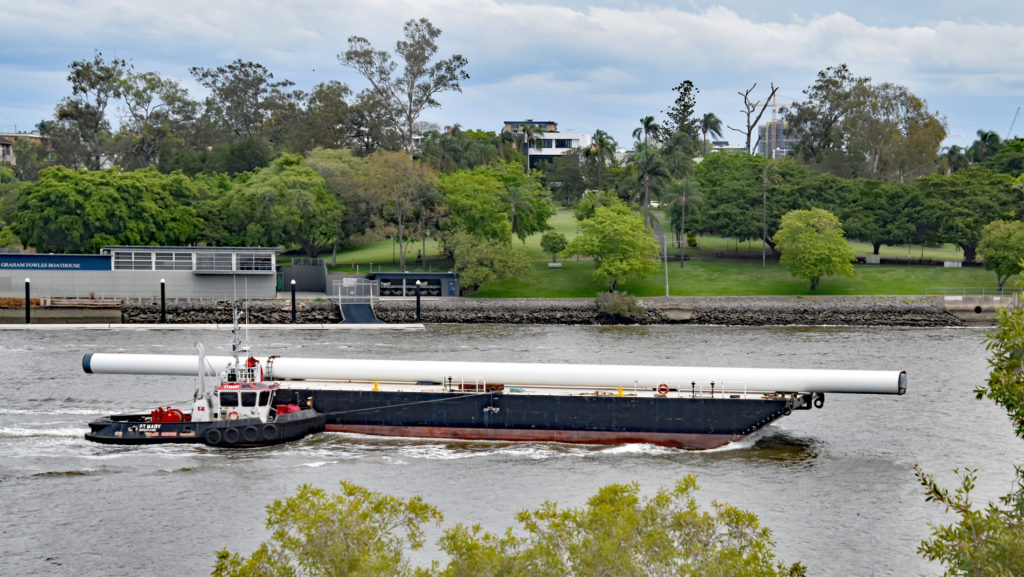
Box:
[0,246,280,299]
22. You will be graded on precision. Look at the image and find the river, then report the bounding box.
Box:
[1,324,1018,576]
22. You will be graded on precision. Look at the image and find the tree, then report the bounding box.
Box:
[978,220,1024,290]
[362,151,437,270]
[664,177,701,267]
[213,481,442,577]
[340,18,469,156]
[564,199,660,292]
[662,80,700,140]
[450,232,530,293]
[116,70,198,169]
[13,166,201,253]
[45,51,128,170]
[968,129,1004,164]
[213,154,344,257]
[785,64,946,182]
[215,477,805,577]
[913,303,1024,577]
[190,59,294,139]
[540,231,567,262]
[633,115,664,228]
[727,82,779,155]
[772,208,856,291]
[584,129,616,190]
[699,112,723,156]
[916,167,1019,263]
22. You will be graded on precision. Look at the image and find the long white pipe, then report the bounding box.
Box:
[83,353,907,395]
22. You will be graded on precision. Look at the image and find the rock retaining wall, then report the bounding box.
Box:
[122,301,340,324]
[117,295,963,326]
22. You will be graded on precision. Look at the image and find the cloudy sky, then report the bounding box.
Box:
[3,0,1023,149]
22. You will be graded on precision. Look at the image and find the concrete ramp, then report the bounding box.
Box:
[340,303,380,324]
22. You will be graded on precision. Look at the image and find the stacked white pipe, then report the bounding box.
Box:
[83,353,907,395]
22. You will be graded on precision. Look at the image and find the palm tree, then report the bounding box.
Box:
[585,129,617,190]
[665,177,700,268]
[500,185,536,243]
[632,116,663,229]
[699,112,723,156]
[518,124,545,174]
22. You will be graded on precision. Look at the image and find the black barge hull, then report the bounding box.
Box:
[85,409,325,447]
[292,388,801,450]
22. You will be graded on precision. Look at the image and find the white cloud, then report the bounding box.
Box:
[2,1,1023,144]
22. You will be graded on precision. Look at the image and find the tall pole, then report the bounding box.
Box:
[290,279,297,324]
[24,278,30,324]
[415,281,422,323]
[762,175,767,270]
[663,239,669,297]
[159,279,166,324]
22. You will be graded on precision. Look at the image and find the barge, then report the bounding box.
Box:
[83,349,906,450]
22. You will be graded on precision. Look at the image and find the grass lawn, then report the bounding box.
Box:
[300,208,998,295]
[469,259,1003,298]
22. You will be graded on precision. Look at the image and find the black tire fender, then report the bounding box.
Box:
[242,425,260,444]
[261,423,279,441]
[204,427,223,446]
[223,427,241,445]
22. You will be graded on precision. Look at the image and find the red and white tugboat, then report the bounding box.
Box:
[85,309,325,447]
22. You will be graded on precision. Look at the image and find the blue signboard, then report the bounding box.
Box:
[0,254,111,271]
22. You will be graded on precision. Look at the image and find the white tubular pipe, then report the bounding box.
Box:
[83,353,907,395]
[83,353,240,377]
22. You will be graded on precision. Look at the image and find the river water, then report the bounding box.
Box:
[1,324,1020,576]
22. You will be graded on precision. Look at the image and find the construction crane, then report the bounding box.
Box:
[1009,106,1021,139]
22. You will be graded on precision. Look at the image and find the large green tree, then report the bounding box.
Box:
[214,477,805,577]
[772,208,856,290]
[13,166,201,253]
[190,59,294,139]
[43,51,129,170]
[214,481,442,577]
[785,64,946,182]
[977,219,1024,290]
[564,199,660,292]
[361,151,437,270]
[341,18,469,155]
[213,154,344,257]
[915,167,1020,263]
[914,303,1024,577]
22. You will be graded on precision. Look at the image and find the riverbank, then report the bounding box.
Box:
[0,295,987,327]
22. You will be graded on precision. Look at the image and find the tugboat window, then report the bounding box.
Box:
[220,392,239,407]
[258,391,271,406]
[241,392,257,407]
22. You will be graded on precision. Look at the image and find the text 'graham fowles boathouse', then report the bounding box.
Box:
[0,246,280,299]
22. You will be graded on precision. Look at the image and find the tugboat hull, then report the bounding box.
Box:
[85,409,325,447]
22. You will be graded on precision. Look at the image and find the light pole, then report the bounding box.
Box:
[290,279,297,324]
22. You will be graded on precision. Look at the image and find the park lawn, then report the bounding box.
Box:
[469,259,1004,298]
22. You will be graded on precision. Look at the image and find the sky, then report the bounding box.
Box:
[3,0,1024,150]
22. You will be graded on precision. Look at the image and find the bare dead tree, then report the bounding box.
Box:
[727,82,780,154]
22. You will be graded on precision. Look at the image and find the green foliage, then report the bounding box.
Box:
[773,208,856,290]
[915,167,1020,262]
[595,290,643,316]
[564,200,660,292]
[212,481,442,577]
[984,138,1024,176]
[915,466,1024,577]
[540,231,567,262]
[451,232,530,293]
[978,220,1024,289]
[785,63,946,183]
[915,303,1024,576]
[213,154,344,256]
[440,170,513,244]
[440,163,554,245]
[13,165,201,252]
[216,478,804,577]
[341,18,469,155]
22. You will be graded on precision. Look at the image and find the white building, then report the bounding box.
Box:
[502,120,592,169]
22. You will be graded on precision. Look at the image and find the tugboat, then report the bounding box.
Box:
[85,309,325,447]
